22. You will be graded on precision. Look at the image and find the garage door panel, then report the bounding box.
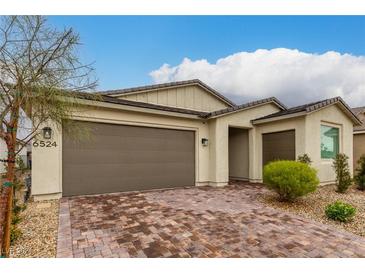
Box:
[262,130,295,166]
[62,121,195,196]
[64,149,194,166]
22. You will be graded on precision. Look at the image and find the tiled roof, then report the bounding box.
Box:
[253,97,362,125]
[77,89,362,127]
[76,93,208,116]
[201,97,287,118]
[77,93,286,120]
[98,79,236,107]
[352,106,365,132]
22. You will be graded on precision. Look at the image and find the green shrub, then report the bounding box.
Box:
[263,160,320,202]
[354,155,365,191]
[297,154,312,165]
[332,153,352,193]
[10,225,22,244]
[325,201,356,222]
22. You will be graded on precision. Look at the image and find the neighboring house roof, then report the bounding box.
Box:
[352,106,365,132]
[201,97,287,119]
[253,97,362,125]
[97,79,236,107]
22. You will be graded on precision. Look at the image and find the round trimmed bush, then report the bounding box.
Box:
[263,160,319,202]
[325,201,356,222]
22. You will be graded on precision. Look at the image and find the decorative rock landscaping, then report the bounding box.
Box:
[261,184,365,237]
[10,200,59,258]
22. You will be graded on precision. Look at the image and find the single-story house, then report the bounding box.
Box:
[352,106,365,171]
[31,79,362,200]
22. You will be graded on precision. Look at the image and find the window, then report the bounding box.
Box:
[320,125,339,159]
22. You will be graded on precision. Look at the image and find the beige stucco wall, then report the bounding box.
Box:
[253,104,354,183]
[31,98,355,200]
[32,103,210,199]
[31,121,62,198]
[354,133,365,171]
[32,101,281,199]
[114,85,230,112]
[305,104,354,183]
[208,103,282,183]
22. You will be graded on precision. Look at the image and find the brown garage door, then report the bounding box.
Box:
[262,130,296,166]
[62,121,195,196]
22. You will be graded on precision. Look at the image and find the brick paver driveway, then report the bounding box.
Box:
[57,184,365,258]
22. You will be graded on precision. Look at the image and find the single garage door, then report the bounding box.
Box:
[62,121,195,196]
[262,130,296,166]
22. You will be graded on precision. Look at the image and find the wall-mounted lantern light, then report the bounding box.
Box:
[201,138,209,147]
[42,127,52,139]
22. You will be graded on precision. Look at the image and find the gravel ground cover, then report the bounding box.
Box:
[260,184,365,237]
[10,199,59,258]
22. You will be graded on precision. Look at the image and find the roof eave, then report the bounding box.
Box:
[72,95,207,120]
[202,97,287,119]
[252,111,307,125]
[354,129,365,134]
[306,99,363,125]
[206,101,284,119]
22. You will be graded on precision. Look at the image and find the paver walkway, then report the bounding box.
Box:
[57,184,365,258]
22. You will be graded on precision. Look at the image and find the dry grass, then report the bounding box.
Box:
[260,184,365,237]
[10,199,59,258]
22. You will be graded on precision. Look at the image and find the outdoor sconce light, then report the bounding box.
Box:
[201,138,209,146]
[42,127,52,139]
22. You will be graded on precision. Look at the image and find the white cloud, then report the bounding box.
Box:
[149,48,365,107]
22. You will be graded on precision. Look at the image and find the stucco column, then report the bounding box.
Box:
[32,121,62,200]
[248,128,260,182]
[208,119,229,186]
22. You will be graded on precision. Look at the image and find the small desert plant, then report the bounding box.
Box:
[297,154,312,165]
[325,201,356,222]
[332,153,352,193]
[9,198,26,245]
[10,225,22,244]
[354,155,365,191]
[263,160,319,202]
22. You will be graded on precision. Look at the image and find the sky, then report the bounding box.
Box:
[48,16,365,107]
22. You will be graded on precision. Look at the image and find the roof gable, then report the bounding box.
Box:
[99,79,235,108]
[75,92,208,117]
[202,97,287,119]
[253,97,362,125]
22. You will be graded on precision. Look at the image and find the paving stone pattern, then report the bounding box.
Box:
[57,184,365,258]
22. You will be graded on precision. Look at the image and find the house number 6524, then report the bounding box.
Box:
[33,140,57,148]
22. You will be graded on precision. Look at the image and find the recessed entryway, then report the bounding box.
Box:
[228,127,249,181]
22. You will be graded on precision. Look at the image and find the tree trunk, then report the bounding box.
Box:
[1,105,18,257]
[1,140,16,257]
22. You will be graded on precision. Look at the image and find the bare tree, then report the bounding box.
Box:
[0,15,98,257]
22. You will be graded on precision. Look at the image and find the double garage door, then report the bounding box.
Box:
[62,121,195,196]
